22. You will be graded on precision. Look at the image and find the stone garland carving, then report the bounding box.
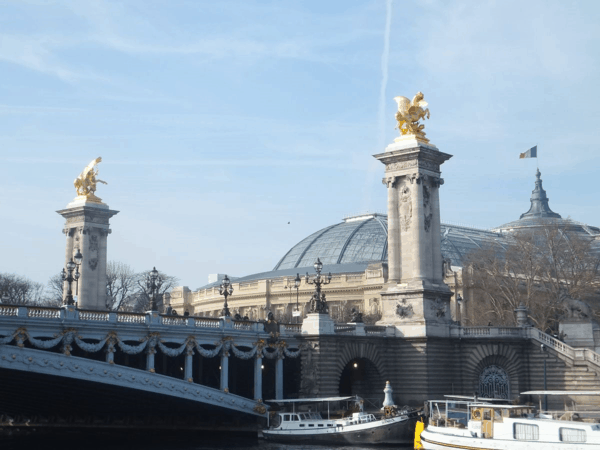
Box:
[400,185,412,232]
[230,344,258,360]
[396,300,414,319]
[0,328,301,361]
[194,342,223,358]
[424,213,432,232]
[283,347,301,358]
[423,185,430,208]
[74,334,111,353]
[89,235,99,252]
[157,340,188,357]
[118,338,149,355]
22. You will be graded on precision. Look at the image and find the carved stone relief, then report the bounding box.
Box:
[399,185,412,232]
[396,299,414,319]
[430,297,446,318]
[88,234,99,271]
[385,160,417,172]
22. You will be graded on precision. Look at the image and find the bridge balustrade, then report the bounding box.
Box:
[0,304,302,404]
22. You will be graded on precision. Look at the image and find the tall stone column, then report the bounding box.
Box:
[374,136,453,337]
[57,198,118,310]
[384,177,401,283]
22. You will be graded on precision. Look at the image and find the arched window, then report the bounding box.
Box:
[479,365,510,399]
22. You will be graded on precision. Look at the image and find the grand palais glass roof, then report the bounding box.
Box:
[273,213,506,271]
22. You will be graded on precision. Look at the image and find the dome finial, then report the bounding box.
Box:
[519,169,561,220]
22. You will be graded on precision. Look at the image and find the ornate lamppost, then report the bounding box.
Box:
[305,258,332,314]
[219,275,234,317]
[61,258,80,306]
[146,267,163,312]
[73,248,83,298]
[288,273,302,322]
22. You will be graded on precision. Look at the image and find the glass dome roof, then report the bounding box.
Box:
[273,213,506,271]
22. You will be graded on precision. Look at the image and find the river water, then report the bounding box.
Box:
[4,432,414,450]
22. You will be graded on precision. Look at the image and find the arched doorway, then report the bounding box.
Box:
[478,365,510,399]
[338,358,384,402]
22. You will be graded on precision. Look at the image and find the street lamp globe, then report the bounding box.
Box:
[73,248,83,266]
[314,258,323,273]
[294,273,301,288]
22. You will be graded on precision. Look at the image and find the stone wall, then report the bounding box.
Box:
[298,335,600,410]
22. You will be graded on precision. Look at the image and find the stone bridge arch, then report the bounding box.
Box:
[334,341,387,402]
[461,343,525,400]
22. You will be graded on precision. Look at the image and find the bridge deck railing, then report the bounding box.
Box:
[0,305,301,337]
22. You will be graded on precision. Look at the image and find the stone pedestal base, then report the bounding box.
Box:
[302,313,335,335]
[559,319,596,349]
[377,283,452,337]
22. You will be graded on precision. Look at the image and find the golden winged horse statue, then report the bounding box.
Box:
[74,157,107,202]
[394,92,430,143]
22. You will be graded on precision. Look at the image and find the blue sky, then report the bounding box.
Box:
[1,0,599,289]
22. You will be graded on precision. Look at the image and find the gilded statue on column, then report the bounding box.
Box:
[394,92,430,143]
[74,157,107,203]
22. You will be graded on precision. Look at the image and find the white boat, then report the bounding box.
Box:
[416,392,600,449]
[261,395,421,445]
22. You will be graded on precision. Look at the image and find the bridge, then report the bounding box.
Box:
[2,304,600,432]
[0,305,302,431]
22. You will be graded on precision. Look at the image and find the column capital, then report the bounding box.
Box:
[382,176,399,188]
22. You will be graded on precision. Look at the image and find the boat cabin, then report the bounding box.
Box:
[426,398,600,444]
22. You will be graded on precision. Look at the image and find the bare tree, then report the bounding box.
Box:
[105,261,137,311]
[46,273,65,306]
[0,273,46,305]
[125,269,179,313]
[464,225,600,333]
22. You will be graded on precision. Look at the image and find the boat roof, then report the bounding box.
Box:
[265,396,355,404]
[521,390,600,396]
[443,395,508,402]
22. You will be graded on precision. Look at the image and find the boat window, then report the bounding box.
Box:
[292,415,299,421]
[493,409,503,422]
[483,409,491,421]
[283,414,290,421]
[327,424,333,427]
[559,428,586,443]
[514,423,539,441]
[299,424,305,427]
[318,424,324,427]
[308,424,314,427]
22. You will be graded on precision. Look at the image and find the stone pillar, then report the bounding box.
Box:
[431,180,444,283]
[374,138,453,337]
[220,351,229,392]
[385,177,401,283]
[275,357,284,400]
[185,344,194,382]
[146,347,156,373]
[57,198,118,310]
[254,354,263,401]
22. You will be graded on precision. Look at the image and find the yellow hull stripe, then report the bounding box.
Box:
[421,435,496,450]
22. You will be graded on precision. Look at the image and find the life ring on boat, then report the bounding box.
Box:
[471,409,481,420]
